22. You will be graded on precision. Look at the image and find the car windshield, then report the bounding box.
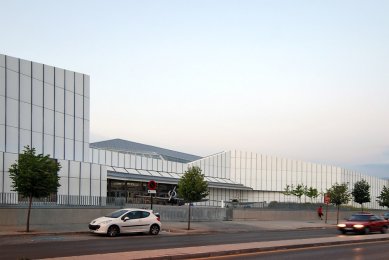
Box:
[348,215,371,221]
[105,209,128,218]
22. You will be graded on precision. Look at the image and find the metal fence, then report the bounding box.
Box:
[0,192,177,208]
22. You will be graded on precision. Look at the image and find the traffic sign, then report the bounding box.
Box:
[148,190,156,194]
[324,194,330,204]
[147,180,157,190]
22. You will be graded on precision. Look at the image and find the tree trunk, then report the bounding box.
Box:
[27,195,33,232]
[336,205,340,224]
[187,203,191,230]
[361,204,363,213]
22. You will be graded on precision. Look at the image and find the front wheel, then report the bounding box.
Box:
[149,224,160,235]
[107,225,120,237]
[364,227,370,235]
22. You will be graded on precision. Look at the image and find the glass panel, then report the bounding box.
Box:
[112,167,127,174]
[169,172,181,179]
[32,79,43,106]
[138,169,152,176]
[158,171,172,177]
[126,168,140,175]
[6,97,18,127]
[44,83,54,110]
[20,102,31,130]
[44,65,54,85]
[20,74,31,103]
[44,108,54,135]
[148,170,162,177]
[55,87,65,113]
[43,134,54,156]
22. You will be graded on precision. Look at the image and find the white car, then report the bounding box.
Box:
[89,208,161,237]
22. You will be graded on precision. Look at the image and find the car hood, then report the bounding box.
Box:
[90,216,113,225]
[344,221,368,226]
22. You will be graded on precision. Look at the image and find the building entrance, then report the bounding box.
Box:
[107,179,182,205]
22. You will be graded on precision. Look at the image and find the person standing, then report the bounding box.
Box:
[317,205,323,220]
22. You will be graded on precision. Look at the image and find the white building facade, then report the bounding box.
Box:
[1,54,388,209]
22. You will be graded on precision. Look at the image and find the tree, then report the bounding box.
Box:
[9,146,61,232]
[177,166,209,230]
[305,187,319,202]
[351,179,371,212]
[282,184,292,195]
[291,184,305,203]
[327,183,351,224]
[377,185,389,208]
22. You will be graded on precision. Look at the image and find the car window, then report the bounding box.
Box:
[141,211,150,218]
[105,209,128,218]
[349,215,370,221]
[124,211,144,220]
[125,211,138,219]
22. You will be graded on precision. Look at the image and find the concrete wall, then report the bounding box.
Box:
[0,206,228,228]
[232,208,386,221]
[1,207,386,229]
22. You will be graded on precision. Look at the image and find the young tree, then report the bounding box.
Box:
[282,184,292,196]
[291,184,305,203]
[177,166,209,230]
[9,146,61,232]
[377,185,389,208]
[351,179,371,212]
[305,187,319,203]
[327,183,351,224]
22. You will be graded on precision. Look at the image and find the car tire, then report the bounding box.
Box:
[107,225,120,237]
[381,226,388,234]
[364,227,370,235]
[149,224,160,235]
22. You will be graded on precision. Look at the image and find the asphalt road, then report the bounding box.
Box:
[203,240,389,260]
[0,229,337,259]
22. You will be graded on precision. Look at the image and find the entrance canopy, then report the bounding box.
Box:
[106,166,252,190]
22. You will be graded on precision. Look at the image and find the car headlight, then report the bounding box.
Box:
[337,224,346,228]
[353,224,364,228]
[99,220,112,225]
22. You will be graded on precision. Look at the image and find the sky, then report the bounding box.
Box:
[1,0,389,178]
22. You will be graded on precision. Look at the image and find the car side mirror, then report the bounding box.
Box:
[123,217,129,222]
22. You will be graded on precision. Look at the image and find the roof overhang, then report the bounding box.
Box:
[107,171,252,191]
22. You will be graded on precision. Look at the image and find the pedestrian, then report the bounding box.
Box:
[317,205,323,220]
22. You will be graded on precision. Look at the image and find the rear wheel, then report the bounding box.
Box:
[107,225,120,237]
[149,224,160,235]
[381,226,388,234]
[364,227,370,235]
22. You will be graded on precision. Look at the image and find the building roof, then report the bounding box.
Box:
[90,138,202,163]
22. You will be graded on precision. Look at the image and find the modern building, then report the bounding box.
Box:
[1,54,388,209]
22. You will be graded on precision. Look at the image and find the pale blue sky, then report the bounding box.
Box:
[1,0,389,177]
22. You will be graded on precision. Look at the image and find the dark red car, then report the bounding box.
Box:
[337,213,389,234]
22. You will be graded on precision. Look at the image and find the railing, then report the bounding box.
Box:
[0,192,108,207]
[0,192,179,208]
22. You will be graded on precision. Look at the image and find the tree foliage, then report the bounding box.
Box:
[327,183,351,224]
[291,184,305,202]
[305,187,319,202]
[282,185,292,196]
[177,166,209,230]
[351,179,370,211]
[9,146,61,232]
[177,166,209,203]
[377,185,389,208]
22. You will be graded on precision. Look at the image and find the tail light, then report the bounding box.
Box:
[155,213,160,221]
